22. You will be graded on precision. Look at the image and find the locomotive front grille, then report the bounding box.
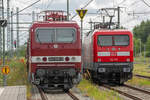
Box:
[48,57,64,61]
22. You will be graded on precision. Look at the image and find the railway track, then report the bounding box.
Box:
[102,84,150,100]
[124,84,150,95]
[134,74,150,80]
[67,91,80,100]
[102,85,142,100]
[36,86,80,100]
[38,88,48,100]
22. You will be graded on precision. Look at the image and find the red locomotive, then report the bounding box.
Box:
[83,30,133,84]
[27,10,81,91]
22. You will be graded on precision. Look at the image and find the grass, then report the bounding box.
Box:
[126,57,150,87]
[134,57,150,64]
[133,64,150,76]
[127,77,150,87]
[133,57,150,76]
[77,79,122,100]
[0,57,32,99]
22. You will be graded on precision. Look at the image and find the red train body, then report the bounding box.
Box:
[27,11,81,90]
[83,30,133,84]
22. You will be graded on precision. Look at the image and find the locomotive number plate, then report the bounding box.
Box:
[48,57,64,61]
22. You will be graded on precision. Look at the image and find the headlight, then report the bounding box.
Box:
[71,57,76,61]
[123,68,130,72]
[36,69,45,76]
[36,57,41,61]
[126,58,130,62]
[98,58,101,62]
[98,68,106,73]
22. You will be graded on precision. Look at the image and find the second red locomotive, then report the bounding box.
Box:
[83,30,133,84]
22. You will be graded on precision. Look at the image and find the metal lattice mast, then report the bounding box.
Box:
[16,7,19,57]
[11,10,14,57]
[7,0,11,54]
[0,0,3,57]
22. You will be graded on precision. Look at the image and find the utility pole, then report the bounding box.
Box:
[2,0,6,86]
[103,16,105,24]
[16,7,19,48]
[11,10,13,57]
[117,6,120,29]
[89,19,92,31]
[0,0,2,58]
[16,7,19,57]
[139,39,142,57]
[67,0,69,21]
[144,45,146,64]
[7,0,10,55]
[32,11,35,22]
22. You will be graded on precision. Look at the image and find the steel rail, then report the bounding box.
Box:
[102,85,142,100]
[124,84,150,95]
[134,74,150,80]
[67,91,80,100]
[38,88,48,100]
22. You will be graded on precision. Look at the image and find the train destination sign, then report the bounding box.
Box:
[2,65,10,75]
[76,9,88,20]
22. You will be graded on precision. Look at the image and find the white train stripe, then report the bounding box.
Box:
[97,52,130,56]
[37,64,76,67]
[117,52,130,56]
[97,52,110,56]
[31,56,81,63]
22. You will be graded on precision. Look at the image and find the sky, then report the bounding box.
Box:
[2,0,150,46]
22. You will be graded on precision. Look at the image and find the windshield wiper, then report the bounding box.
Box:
[37,33,42,44]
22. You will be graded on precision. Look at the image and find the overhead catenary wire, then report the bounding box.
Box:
[71,0,94,20]
[117,0,127,6]
[46,0,54,9]
[141,0,150,8]
[8,0,41,19]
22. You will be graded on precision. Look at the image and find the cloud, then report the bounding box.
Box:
[6,0,150,46]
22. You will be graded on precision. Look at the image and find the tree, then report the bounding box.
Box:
[133,20,150,43]
[134,38,142,57]
[146,35,150,57]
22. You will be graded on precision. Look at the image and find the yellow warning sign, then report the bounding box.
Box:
[76,9,88,20]
[2,65,10,75]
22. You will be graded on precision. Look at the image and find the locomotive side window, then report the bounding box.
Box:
[114,35,129,46]
[36,29,54,43]
[98,36,113,46]
[56,28,75,43]
[98,35,129,46]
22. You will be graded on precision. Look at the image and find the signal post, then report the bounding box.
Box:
[76,9,87,73]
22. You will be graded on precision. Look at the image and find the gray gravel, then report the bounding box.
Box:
[99,86,132,100]
[46,90,72,100]
[44,87,92,100]
[114,86,150,100]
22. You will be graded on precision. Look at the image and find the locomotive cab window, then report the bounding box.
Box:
[56,28,75,43]
[36,29,54,43]
[98,35,129,46]
[35,28,76,43]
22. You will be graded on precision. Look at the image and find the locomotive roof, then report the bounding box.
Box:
[95,29,131,32]
[92,29,132,36]
[32,21,77,24]
[86,29,132,38]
